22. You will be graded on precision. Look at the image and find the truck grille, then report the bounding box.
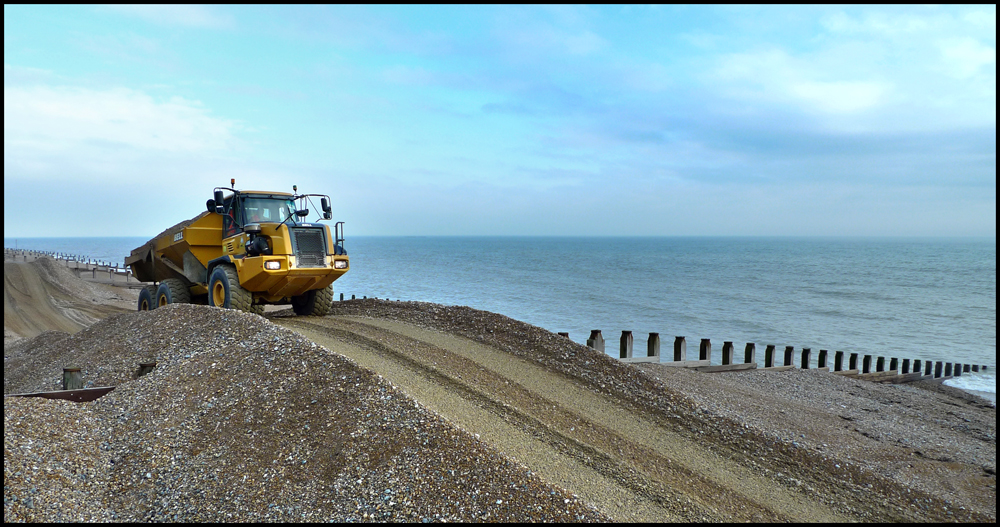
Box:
[291,228,326,267]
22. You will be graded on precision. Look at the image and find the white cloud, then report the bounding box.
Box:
[710,24,995,133]
[820,11,931,36]
[4,85,239,185]
[787,80,887,114]
[103,5,235,29]
[562,30,604,55]
[3,64,59,85]
[492,7,607,60]
[5,86,234,154]
[713,49,890,117]
[938,38,996,79]
[382,65,436,86]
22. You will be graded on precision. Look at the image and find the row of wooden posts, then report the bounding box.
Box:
[568,330,989,381]
[5,248,991,383]
[5,249,135,282]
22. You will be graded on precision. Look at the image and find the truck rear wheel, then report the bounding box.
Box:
[292,285,333,316]
[138,285,157,311]
[209,265,253,312]
[156,278,191,307]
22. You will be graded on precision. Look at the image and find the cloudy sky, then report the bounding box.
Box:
[4,5,996,237]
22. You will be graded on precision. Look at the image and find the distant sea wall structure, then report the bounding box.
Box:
[5,249,136,286]
[573,329,988,384]
[5,248,991,386]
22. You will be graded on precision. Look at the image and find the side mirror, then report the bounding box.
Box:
[295,209,309,218]
[214,190,225,214]
[243,223,262,234]
[321,197,331,213]
[206,199,216,212]
[323,211,332,220]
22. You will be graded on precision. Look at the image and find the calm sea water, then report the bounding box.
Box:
[6,236,995,398]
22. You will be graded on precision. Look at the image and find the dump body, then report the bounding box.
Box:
[126,189,349,306]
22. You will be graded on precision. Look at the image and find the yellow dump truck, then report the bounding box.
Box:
[126,182,349,316]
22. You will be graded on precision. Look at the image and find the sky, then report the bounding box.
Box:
[3,5,996,237]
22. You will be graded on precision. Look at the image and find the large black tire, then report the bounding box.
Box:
[291,285,333,316]
[208,265,253,312]
[138,285,157,311]
[156,278,191,307]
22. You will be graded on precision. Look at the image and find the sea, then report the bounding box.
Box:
[5,236,995,402]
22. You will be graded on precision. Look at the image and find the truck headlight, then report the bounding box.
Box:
[265,260,281,270]
[334,260,348,269]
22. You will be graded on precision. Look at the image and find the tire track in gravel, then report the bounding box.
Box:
[276,315,851,523]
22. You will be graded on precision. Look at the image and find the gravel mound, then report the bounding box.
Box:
[4,305,606,522]
[320,298,997,522]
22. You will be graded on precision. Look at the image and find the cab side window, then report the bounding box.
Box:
[223,197,240,238]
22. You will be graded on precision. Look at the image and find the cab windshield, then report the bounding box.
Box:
[242,197,298,224]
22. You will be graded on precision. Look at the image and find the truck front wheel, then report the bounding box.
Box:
[209,265,253,312]
[292,285,333,316]
[156,278,191,307]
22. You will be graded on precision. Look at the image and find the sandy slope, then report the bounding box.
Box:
[4,258,133,339]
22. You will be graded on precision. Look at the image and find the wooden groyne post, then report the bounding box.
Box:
[721,341,734,365]
[764,345,775,368]
[744,343,756,365]
[587,330,605,353]
[62,367,83,391]
[647,333,660,359]
[135,362,157,379]
[620,331,633,359]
